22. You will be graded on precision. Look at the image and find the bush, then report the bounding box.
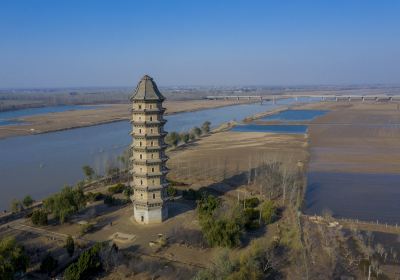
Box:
[82,165,95,180]
[123,187,133,199]
[167,186,177,197]
[66,235,75,257]
[43,186,86,223]
[201,121,211,134]
[22,195,34,208]
[191,127,202,137]
[31,209,48,226]
[197,196,243,248]
[86,192,104,202]
[260,201,277,224]
[10,199,22,213]
[80,224,94,236]
[180,132,190,144]
[165,131,180,147]
[107,183,126,194]
[244,197,259,208]
[63,243,104,280]
[40,253,58,274]
[0,237,29,279]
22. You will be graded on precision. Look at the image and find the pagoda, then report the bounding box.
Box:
[130,75,169,224]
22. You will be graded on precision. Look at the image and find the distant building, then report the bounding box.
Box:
[130,75,169,224]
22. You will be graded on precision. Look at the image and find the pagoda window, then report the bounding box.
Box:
[153,193,155,199]
[151,167,154,172]
[150,105,152,109]
[138,105,142,109]
[140,180,143,185]
[150,116,153,121]
[140,154,142,159]
[151,154,154,159]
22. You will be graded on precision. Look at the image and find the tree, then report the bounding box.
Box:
[0,237,29,279]
[31,209,48,226]
[260,201,277,224]
[43,186,86,223]
[10,199,22,213]
[201,121,211,134]
[22,195,34,208]
[165,131,180,147]
[123,187,133,199]
[65,235,75,257]
[40,253,58,274]
[82,165,95,180]
[191,127,202,138]
[63,243,104,280]
[180,132,190,144]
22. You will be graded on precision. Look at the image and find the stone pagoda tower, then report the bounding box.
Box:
[130,75,169,224]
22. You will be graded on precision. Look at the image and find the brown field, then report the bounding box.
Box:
[0,99,254,139]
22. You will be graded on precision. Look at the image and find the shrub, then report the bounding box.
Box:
[191,126,202,137]
[107,183,126,194]
[10,199,22,213]
[31,209,48,226]
[167,186,177,197]
[123,187,133,199]
[244,197,259,208]
[180,132,190,144]
[80,224,94,236]
[63,243,104,280]
[22,195,34,208]
[86,192,104,202]
[201,121,211,134]
[82,165,95,180]
[40,253,58,274]
[260,201,277,224]
[197,196,243,248]
[165,131,180,147]
[66,235,75,257]
[43,186,86,224]
[0,237,29,279]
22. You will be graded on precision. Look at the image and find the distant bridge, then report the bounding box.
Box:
[206,94,400,104]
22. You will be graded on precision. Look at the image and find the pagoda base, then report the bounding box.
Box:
[133,204,168,224]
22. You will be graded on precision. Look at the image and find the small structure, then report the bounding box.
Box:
[130,75,169,224]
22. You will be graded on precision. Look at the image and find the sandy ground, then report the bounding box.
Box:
[0,99,254,139]
[297,102,400,174]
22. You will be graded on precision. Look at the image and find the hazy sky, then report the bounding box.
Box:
[0,0,399,88]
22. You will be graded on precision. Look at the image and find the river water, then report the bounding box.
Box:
[0,98,317,210]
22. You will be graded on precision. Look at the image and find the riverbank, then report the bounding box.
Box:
[0,99,256,139]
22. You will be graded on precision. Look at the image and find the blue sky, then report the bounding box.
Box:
[0,0,399,87]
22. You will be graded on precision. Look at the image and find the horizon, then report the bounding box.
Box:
[1,0,399,88]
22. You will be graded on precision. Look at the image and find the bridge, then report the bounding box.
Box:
[206,94,400,104]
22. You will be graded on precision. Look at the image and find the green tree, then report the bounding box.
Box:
[10,199,22,213]
[260,201,277,224]
[165,131,180,147]
[123,187,133,199]
[65,235,75,257]
[82,165,95,180]
[191,126,202,137]
[63,243,104,280]
[22,195,34,208]
[201,121,211,134]
[0,237,29,279]
[180,132,190,144]
[31,209,48,226]
[40,253,58,274]
[43,186,86,223]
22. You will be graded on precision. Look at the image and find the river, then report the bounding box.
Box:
[0,98,317,210]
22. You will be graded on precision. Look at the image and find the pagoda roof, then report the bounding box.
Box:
[131,75,165,101]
